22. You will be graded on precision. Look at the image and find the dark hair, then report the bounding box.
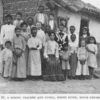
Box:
[31,26,37,32]
[5,14,13,20]
[70,25,75,29]
[88,36,97,44]
[5,40,12,46]
[27,17,33,21]
[20,22,28,27]
[48,30,55,37]
[16,12,22,17]
[15,27,21,32]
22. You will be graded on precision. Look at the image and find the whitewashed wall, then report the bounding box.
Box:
[57,8,81,36]
[89,19,100,43]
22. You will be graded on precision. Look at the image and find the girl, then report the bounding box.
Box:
[1,40,13,78]
[76,39,89,80]
[68,26,78,79]
[43,32,64,81]
[60,43,70,80]
[11,27,26,80]
[27,27,42,78]
[86,36,98,79]
[13,12,23,27]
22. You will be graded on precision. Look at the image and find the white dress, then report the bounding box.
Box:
[87,44,98,68]
[0,24,15,45]
[27,37,42,76]
[76,47,89,75]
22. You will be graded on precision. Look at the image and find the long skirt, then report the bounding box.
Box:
[27,50,41,76]
[69,53,78,77]
[43,55,64,81]
[2,58,12,78]
[11,53,26,78]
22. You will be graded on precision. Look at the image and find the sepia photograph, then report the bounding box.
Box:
[0,0,100,96]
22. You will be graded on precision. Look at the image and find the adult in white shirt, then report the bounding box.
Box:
[36,22,46,47]
[13,12,23,27]
[0,14,16,47]
[34,5,48,26]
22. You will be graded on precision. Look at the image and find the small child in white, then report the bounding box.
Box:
[1,40,13,78]
[76,39,89,80]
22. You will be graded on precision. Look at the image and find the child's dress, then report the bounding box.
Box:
[76,47,89,76]
[27,37,42,76]
[1,48,13,78]
[87,44,98,69]
[12,36,26,78]
[43,40,64,81]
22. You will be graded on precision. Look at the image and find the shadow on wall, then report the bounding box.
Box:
[97,43,100,68]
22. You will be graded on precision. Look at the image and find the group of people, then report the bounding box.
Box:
[0,5,98,81]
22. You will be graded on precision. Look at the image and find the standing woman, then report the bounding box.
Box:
[27,27,42,79]
[43,32,64,81]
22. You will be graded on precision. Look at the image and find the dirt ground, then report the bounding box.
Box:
[0,75,100,94]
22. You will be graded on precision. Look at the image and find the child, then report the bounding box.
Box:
[86,36,98,79]
[0,14,15,47]
[68,26,78,79]
[13,12,23,27]
[76,39,89,80]
[43,32,64,81]
[1,40,13,78]
[60,43,70,80]
[27,27,42,78]
[12,27,26,80]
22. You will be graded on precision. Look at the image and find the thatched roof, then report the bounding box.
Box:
[46,0,100,18]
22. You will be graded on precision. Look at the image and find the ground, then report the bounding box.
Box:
[0,75,100,94]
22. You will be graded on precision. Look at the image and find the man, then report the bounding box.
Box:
[34,5,48,26]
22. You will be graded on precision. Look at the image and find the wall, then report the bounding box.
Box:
[2,0,46,20]
[0,0,3,25]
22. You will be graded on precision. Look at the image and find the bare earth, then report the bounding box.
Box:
[0,76,100,94]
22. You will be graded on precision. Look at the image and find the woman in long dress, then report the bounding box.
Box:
[43,32,64,81]
[11,27,26,80]
[27,27,42,78]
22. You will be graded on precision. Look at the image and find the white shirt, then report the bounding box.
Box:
[49,20,54,30]
[37,29,46,47]
[0,24,15,45]
[38,13,45,24]
[13,20,23,27]
[27,37,42,50]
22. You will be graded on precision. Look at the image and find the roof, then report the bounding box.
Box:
[47,0,100,18]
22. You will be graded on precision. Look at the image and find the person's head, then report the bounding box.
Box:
[61,19,66,27]
[20,22,28,31]
[59,25,64,31]
[5,40,12,49]
[16,12,22,20]
[5,14,13,24]
[45,25,51,33]
[63,43,68,51]
[36,22,42,30]
[38,5,44,13]
[71,34,76,42]
[59,32,64,38]
[15,27,21,36]
[70,26,75,34]
[49,31,55,41]
[49,13,54,20]
[80,39,86,47]
[82,27,88,35]
[31,27,37,37]
[89,36,96,44]
[27,17,34,25]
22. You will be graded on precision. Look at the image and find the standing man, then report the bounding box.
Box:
[34,5,48,27]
